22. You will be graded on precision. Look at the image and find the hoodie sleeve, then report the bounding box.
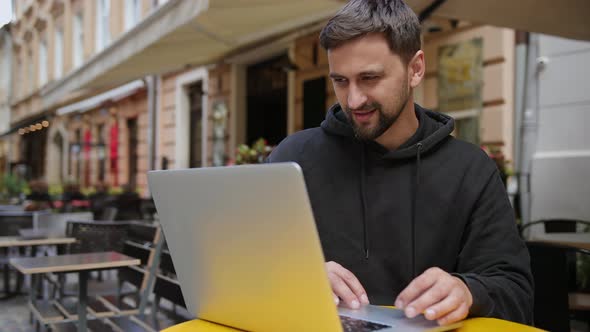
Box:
[453,167,534,324]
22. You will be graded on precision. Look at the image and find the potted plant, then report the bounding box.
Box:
[0,173,28,204]
[232,138,274,165]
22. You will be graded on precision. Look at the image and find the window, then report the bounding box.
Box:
[95,0,111,52]
[444,109,480,145]
[38,39,48,86]
[16,60,23,97]
[97,124,106,181]
[454,117,480,145]
[73,129,82,180]
[1,38,9,92]
[54,28,63,79]
[27,51,33,93]
[124,0,141,31]
[72,13,84,67]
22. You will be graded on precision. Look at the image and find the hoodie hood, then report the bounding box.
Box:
[320,103,455,159]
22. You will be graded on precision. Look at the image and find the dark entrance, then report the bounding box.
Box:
[303,77,327,129]
[188,82,203,168]
[127,118,138,188]
[21,129,47,179]
[53,131,64,183]
[246,54,288,146]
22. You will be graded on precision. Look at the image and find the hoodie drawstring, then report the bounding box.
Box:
[411,142,423,279]
[360,143,370,259]
[361,141,424,264]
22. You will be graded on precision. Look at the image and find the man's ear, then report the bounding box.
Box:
[408,50,425,88]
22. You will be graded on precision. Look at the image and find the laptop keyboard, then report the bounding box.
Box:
[340,315,391,331]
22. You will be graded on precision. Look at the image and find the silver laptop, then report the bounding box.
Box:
[148,163,461,332]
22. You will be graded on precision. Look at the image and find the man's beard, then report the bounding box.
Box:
[345,85,410,141]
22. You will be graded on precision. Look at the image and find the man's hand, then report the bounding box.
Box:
[326,261,370,309]
[394,267,472,325]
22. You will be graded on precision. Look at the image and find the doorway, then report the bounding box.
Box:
[246,54,288,146]
[188,82,203,168]
[303,77,327,129]
[22,129,47,179]
[127,118,138,188]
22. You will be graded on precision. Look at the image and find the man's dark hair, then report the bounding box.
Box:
[319,0,421,64]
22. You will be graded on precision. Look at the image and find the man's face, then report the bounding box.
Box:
[328,33,412,141]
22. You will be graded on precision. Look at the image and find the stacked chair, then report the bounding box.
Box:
[522,218,590,331]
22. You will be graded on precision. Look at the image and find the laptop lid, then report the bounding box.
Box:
[148,163,343,332]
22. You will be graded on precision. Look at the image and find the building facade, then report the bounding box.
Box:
[2,0,517,197]
[6,0,160,192]
[156,23,515,170]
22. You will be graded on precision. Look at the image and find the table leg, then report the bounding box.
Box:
[15,246,33,296]
[2,248,9,296]
[77,270,88,332]
[29,274,38,325]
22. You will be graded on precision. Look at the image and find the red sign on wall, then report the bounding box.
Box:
[110,124,119,186]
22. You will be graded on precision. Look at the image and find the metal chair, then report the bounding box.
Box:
[66,220,129,254]
[520,219,590,238]
[0,205,24,212]
[48,221,130,299]
[0,211,35,236]
[101,207,118,221]
[0,211,36,297]
[149,246,193,329]
[527,241,590,332]
[45,222,165,331]
[105,234,192,331]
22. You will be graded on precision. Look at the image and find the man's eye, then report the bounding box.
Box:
[362,76,378,81]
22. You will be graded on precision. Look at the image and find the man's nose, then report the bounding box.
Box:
[347,85,368,110]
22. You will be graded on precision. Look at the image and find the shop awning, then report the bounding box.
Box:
[0,113,50,138]
[41,0,590,111]
[408,0,590,41]
[56,80,144,116]
[41,0,344,110]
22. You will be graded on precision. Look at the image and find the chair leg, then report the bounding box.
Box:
[15,272,23,295]
[3,261,10,295]
[57,274,65,299]
[49,275,58,299]
[152,296,160,328]
[117,279,123,307]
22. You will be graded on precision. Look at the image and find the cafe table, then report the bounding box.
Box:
[0,235,76,298]
[0,236,76,248]
[529,232,590,251]
[10,251,140,332]
[163,315,545,332]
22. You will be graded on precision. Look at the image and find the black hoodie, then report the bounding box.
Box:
[268,103,533,324]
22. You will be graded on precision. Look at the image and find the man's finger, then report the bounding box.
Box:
[326,261,369,305]
[436,303,469,326]
[395,267,440,310]
[327,271,360,309]
[333,292,340,305]
[334,266,369,305]
[404,279,451,318]
[423,287,463,320]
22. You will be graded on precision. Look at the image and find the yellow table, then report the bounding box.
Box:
[163,317,545,332]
